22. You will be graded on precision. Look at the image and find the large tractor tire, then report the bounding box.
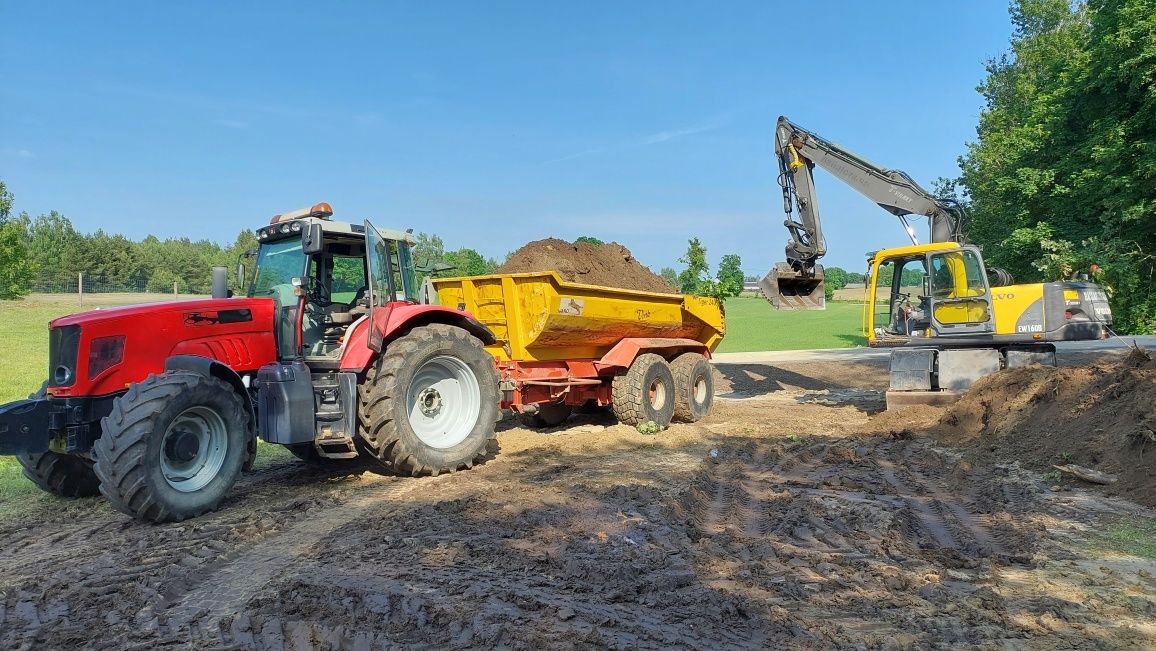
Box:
[17,452,101,498]
[671,352,714,422]
[16,381,101,498]
[358,324,499,476]
[93,372,250,523]
[612,353,676,428]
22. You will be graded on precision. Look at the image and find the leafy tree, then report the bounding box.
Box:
[824,266,849,290]
[575,236,604,246]
[957,0,1156,332]
[659,266,678,290]
[715,254,744,298]
[442,248,498,277]
[677,238,711,295]
[0,181,35,299]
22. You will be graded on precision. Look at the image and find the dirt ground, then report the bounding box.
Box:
[2,352,1155,649]
[496,238,675,293]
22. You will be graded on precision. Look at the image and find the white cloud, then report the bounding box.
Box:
[641,122,723,145]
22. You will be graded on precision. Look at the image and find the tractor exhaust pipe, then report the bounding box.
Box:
[759,263,826,310]
[211,267,229,299]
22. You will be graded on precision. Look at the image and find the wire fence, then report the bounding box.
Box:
[29,273,208,303]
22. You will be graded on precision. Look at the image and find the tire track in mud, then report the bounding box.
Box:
[0,461,371,650]
[161,475,427,638]
[0,461,308,578]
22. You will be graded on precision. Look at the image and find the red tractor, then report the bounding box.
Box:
[0,204,500,522]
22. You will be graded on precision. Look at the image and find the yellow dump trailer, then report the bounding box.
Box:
[432,272,726,428]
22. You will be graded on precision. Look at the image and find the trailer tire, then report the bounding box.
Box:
[671,353,713,422]
[520,403,573,428]
[612,353,676,428]
[359,324,499,476]
[94,372,249,523]
[17,452,101,498]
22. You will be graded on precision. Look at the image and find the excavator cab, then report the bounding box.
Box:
[864,243,994,346]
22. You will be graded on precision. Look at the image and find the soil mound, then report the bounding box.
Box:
[933,346,1156,506]
[496,238,675,293]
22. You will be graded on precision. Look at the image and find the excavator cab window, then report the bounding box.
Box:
[927,249,992,328]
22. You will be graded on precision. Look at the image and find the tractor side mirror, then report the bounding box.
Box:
[922,273,931,298]
[302,223,324,255]
[236,262,246,291]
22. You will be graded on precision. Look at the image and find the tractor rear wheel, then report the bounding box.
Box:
[358,324,499,476]
[612,353,676,428]
[94,372,249,523]
[17,452,101,498]
[671,352,713,422]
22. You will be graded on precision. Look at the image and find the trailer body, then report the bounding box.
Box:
[433,272,725,422]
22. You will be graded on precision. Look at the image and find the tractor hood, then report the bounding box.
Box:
[47,298,279,398]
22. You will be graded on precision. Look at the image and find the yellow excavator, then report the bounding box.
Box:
[763,116,1113,406]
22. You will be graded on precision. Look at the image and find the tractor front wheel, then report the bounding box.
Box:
[359,324,499,476]
[17,452,101,498]
[94,372,249,523]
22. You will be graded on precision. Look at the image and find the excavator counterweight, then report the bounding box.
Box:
[760,263,825,310]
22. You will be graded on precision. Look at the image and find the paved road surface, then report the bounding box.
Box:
[712,335,1156,365]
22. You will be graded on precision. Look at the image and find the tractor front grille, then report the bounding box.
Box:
[48,325,81,388]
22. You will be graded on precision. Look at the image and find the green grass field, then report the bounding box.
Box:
[716,297,866,353]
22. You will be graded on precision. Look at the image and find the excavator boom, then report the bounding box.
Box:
[763,115,967,309]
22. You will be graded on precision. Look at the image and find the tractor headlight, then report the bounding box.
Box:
[278,223,291,234]
[258,230,268,240]
[290,221,302,232]
[88,335,126,379]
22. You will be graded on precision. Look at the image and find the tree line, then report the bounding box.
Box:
[0,180,257,297]
[946,0,1155,333]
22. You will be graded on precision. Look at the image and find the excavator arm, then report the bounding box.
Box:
[763,115,969,309]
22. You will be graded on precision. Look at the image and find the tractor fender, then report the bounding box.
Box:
[339,304,497,373]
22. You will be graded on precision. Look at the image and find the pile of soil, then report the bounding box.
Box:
[496,238,675,293]
[933,346,1156,506]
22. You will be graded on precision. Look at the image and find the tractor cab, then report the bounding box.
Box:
[863,242,994,347]
[245,203,418,364]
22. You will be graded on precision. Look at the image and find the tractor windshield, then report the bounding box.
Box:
[249,238,308,300]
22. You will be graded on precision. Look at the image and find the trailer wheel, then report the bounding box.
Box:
[520,403,573,428]
[93,372,249,523]
[671,353,713,422]
[359,324,499,476]
[17,452,101,498]
[612,353,676,428]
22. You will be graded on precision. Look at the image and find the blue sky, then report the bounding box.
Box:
[1,1,1013,276]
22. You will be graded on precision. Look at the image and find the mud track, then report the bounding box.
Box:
[2,356,1154,649]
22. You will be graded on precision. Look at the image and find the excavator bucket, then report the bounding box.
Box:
[759,263,826,310]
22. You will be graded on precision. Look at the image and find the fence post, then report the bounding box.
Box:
[78,272,84,307]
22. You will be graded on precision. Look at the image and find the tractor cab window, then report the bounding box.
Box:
[250,239,307,302]
[329,256,367,305]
